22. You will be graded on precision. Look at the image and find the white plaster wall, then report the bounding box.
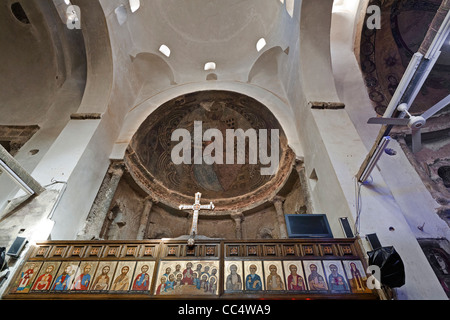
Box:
[329,0,448,299]
[331,1,449,241]
[0,0,86,213]
[287,0,354,238]
[48,0,144,239]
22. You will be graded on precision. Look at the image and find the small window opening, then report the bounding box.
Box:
[129,0,140,13]
[256,38,267,52]
[206,73,218,81]
[204,62,216,71]
[11,2,30,24]
[438,166,450,188]
[159,44,171,57]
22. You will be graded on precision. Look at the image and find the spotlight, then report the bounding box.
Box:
[384,148,397,156]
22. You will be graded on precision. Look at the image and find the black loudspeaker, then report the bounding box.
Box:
[339,217,354,238]
[367,246,405,288]
[366,233,382,250]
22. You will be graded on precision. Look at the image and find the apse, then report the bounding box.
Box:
[126,90,295,213]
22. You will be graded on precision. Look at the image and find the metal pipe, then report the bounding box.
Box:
[358,3,450,182]
[0,159,34,195]
[382,53,422,118]
[359,137,391,183]
[0,145,45,195]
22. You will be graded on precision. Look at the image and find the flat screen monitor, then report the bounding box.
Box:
[285,214,333,238]
[6,236,27,258]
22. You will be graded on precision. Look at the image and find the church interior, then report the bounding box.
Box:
[0,0,449,300]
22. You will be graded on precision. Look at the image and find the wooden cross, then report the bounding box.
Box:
[179,192,215,237]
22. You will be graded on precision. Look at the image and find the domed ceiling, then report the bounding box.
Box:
[360,0,449,116]
[127,0,282,81]
[125,91,295,213]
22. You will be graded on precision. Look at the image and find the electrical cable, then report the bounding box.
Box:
[354,176,362,236]
[354,174,373,236]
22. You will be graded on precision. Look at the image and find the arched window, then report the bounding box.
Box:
[206,73,218,81]
[256,38,267,52]
[204,62,216,71]
[159,44,171,57]
[129,0,140,13]
[11,2,30,24]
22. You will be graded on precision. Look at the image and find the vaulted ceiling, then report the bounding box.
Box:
[122,0,284,82]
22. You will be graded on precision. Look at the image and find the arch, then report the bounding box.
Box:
[131,52,177,92]
[129,0,140,13]
[247,46,285,84]
[124,90,296,212]
[73,0,113,115]
[299,0,341,103]
[110,81,303,161]
[10,2,30,24]
[206,73,218,81]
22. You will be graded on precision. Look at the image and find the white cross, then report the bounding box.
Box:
[179,192,215,237]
